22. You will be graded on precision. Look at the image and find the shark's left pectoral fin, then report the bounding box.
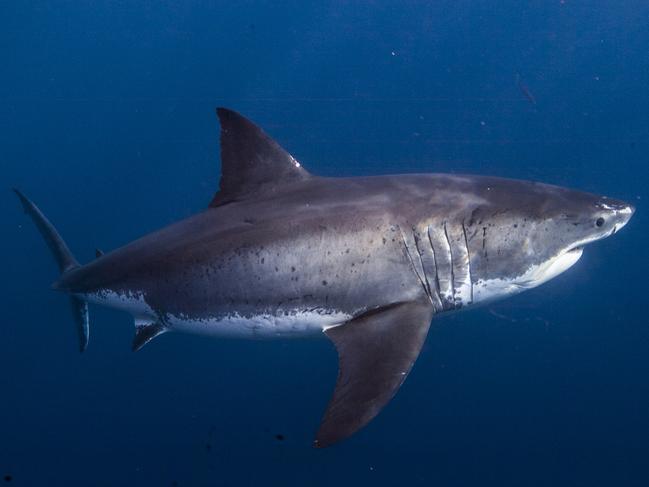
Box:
[315,300,434,447]
[132,319,167,352]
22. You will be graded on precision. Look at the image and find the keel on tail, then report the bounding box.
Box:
[14,189,90,352]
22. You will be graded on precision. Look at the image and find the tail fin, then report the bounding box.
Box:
[14,189,90,352]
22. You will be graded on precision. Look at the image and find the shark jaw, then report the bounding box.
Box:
[472,246,584,305]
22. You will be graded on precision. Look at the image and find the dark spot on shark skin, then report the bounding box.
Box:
[275,434,285,441]
[3,475,11,483]
[291,266,295,272]
[322,280,328,286]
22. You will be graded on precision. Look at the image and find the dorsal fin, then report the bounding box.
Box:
[209,108,311,207]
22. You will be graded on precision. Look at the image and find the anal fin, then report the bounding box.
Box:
[132,319,166,352]
[315,300,434,447]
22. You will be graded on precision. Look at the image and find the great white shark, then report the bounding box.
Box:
[15,108,634,447]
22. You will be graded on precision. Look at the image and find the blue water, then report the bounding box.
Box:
[2,2,648,485]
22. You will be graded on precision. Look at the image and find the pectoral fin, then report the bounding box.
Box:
[315,300,434,447]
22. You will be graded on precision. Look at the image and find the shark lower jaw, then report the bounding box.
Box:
[553,245,584,271]
[472,246,584,305]
[516,245,584,291]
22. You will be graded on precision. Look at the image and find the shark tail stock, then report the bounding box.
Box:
[13,189,90,352]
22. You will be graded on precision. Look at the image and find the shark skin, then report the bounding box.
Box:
[15,108,635,447]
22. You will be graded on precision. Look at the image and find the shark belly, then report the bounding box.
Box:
[165,309,352,339]
[83,288,352,338]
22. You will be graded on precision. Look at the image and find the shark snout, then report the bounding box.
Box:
[611,203,635,233]
[595,198,634,237]
[611,204,634,234]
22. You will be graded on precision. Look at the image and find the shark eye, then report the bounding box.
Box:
[595,217,605,227]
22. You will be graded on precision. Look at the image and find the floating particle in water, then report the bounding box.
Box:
[275,434,285,441]
[516,74,537,106]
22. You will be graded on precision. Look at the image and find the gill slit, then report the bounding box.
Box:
[443,221,456,304]
[426,225,442,297]
[399,227,432,304]
[461,220,474,303]
[413,230,433,300]
[425,225,443,311]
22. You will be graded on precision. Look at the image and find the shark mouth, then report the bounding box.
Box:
[540,246,584,283]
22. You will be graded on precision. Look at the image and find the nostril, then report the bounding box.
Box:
[596,217,605,227]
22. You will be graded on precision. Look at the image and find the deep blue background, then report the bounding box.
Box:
[2,1,648,485]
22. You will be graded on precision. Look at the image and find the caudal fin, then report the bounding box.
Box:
[14,189,90,352]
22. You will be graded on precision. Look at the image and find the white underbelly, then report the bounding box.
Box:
[81,289,351,339]
[166,310,352,339]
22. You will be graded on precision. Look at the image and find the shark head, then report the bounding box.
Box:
[465,178,635,304]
